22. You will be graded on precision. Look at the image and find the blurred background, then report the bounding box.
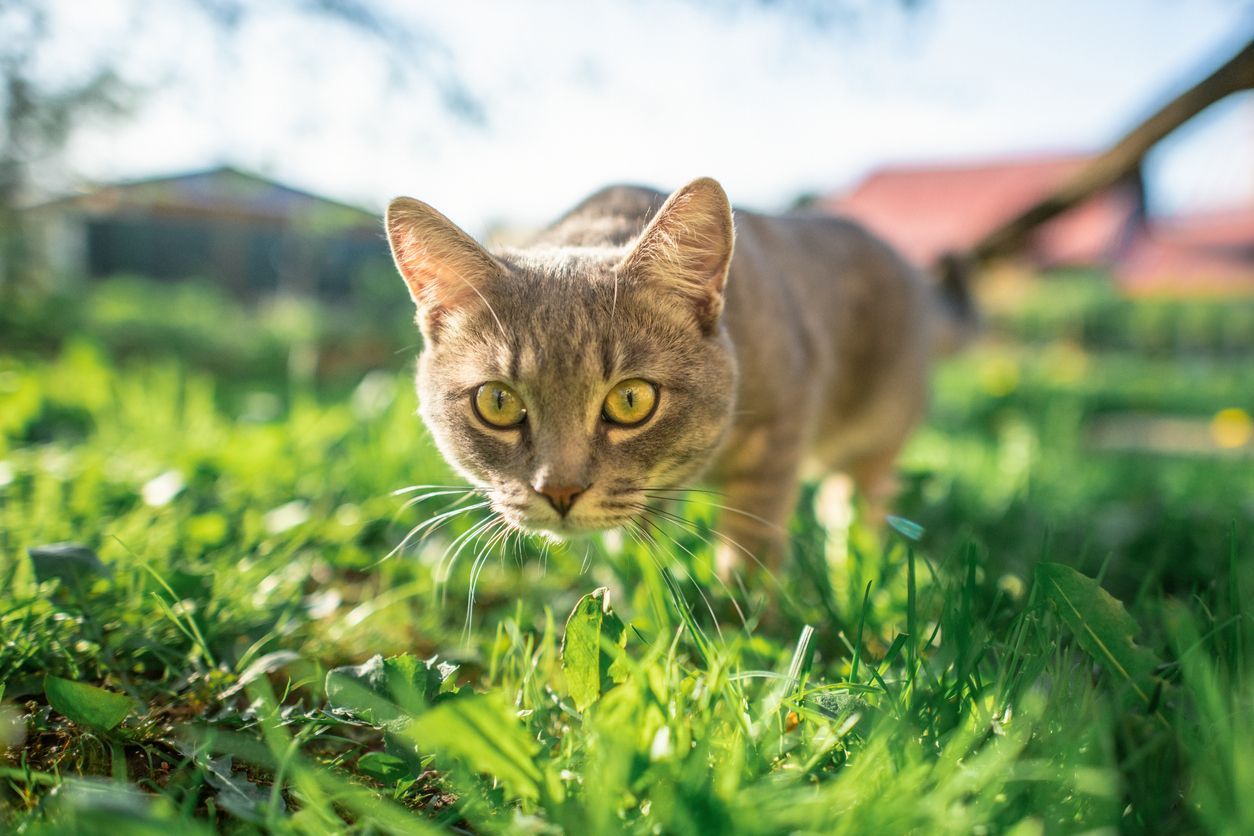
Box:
[1,0,1252,591]
[4,6,1254,830]
[3,1,1253,304]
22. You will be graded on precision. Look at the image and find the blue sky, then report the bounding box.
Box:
[48,0,1254,234]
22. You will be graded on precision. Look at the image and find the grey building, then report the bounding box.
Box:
[33,166,390,298]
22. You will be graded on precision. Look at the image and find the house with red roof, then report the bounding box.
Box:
[1117,208,1254,296]
[819,153,1254,296]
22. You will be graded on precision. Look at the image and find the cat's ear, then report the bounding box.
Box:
[621,177,735,333]
[386,196,503,338]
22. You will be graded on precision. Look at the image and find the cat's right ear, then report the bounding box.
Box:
[621,177,735,335]
[385,197,502,339]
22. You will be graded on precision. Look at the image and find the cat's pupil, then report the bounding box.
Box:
[494,390,504,410]
[625,390,635,407]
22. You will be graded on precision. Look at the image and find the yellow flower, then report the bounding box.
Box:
[980,355,1019,397]
[1211,408,1252,449]
[1043,340,1089,386]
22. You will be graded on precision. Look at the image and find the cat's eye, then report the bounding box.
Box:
[602,379,659,427]
[474,382,527,428]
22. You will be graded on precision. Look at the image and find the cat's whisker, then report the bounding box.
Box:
[430,521,482,595]
[380,489,485,561]
[642,494,786,535]
[629,500,788,608]
[629,514,729,637]
[392,342,422,356]
[391,483,484,496]
[464,519,511,643]
[636,511,748,629]
[376,503,479,561]
[398,488,480,514]
[640,486,728,498]
[629,505,748,626]
[510,528,526,568]
[385,499,492,562]
[416,510,479,553]
[438,526,486,611]
[508,529,523,568]
[539,537,552,577]
[626,519,725,641]
[383,524,421,565]
[434,515,501,607]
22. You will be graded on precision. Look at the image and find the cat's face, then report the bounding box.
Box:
[387,179,737,538]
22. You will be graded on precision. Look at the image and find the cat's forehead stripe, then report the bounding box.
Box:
[508,331,522,382]
[600,339,615,381]
[513,340,537,381]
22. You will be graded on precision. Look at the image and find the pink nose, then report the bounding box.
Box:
[536,482,587,516]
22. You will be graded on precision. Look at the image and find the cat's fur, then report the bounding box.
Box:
[386,178,972,572]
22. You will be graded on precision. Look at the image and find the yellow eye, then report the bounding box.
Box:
[474,382,526,428]
[603,378,659,426]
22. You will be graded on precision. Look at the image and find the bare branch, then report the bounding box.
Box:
[967,35,1254,268]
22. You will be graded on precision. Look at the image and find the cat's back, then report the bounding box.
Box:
[531,184,668,248]
[529,183,931,379]
[534,183,920,292]
[723,206,932,365]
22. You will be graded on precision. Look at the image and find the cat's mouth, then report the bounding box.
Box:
[490,495,641,539]
[509,511,638,539]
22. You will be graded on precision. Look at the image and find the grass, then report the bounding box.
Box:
[1,275,1252,833]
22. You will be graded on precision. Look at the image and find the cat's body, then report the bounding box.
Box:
[386,178,971,573]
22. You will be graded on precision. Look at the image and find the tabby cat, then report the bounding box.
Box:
[385,177,972,574]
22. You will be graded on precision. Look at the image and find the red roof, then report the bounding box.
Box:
[1117,209,1254,296]
[819,153,1142,269]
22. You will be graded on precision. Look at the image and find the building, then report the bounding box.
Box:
[1117,208,1254,296]
[33,166,390,298]
[818,152,1146,271]
[818,152,1254,296]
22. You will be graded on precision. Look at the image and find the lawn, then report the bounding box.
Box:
[1,274,1251,833]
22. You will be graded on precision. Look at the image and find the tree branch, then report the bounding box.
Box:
[966,35,1254,267]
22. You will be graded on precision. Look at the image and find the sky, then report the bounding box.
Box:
[35,0,1254,235]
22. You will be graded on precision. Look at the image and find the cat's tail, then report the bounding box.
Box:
[929,251,979,356]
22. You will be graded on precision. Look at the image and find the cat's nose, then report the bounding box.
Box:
[535,481,587,516]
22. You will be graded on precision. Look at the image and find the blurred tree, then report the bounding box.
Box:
[0,1,129,297]
[0,0,480,298]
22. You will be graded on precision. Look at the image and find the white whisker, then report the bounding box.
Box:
[434,515,500,605]
[385,500,492,561]
[630,516,727,637]
[392,483,483,496]
[399,488,480,513]
[630,501,786,609]
[464,520,511,642]
[643,494,784,534]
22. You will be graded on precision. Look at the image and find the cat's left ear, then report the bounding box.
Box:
[621,177,735,334]
[386,196,503,339]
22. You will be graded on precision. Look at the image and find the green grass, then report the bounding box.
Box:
[1,279,1252,833]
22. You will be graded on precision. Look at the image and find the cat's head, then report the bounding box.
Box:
[385,178,738,538]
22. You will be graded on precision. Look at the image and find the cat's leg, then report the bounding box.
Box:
[848,445,903,527]
[711,457,802,582]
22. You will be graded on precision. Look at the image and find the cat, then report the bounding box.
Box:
[385,177,973,576]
